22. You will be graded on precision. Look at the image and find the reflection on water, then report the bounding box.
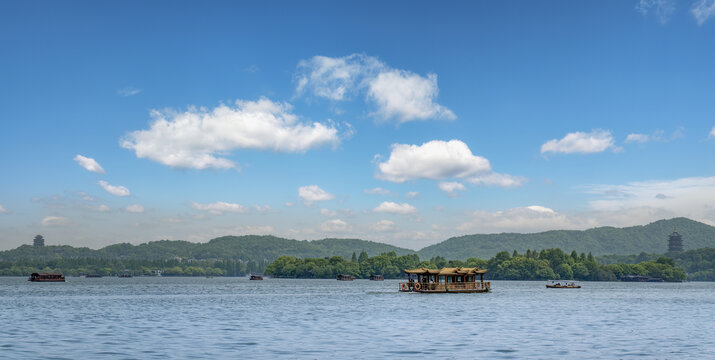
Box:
[1,277,713,359]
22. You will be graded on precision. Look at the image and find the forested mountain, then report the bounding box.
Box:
[3,218,714,265]
[418,218,715,261]
[0,235,413,262]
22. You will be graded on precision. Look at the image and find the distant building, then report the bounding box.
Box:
[668,227,683,253]
[33,235,45,247]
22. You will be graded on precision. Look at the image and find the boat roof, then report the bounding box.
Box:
[404,267,487,275]
[548,280,578,283]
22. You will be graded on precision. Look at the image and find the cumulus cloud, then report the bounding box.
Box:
[42,216,70,227]
[125,204,145,213]
[692,0,715,25]
[367,70,455,123]
[121,98,341,170]
[319,219,352,233]
[74,155,106,174]
[98,181,130,197]
[438,181,466,197]
[709,126,715,138]
[541,130,616,154]
[296,54,454,123]
[636,0,676,24]
[191,201,249,215]
[377,140,491,183]
[117,86,141,97]
[298,185,334,206]
[0,205,8,214]
[406,191,419,199]
[371,219,397,232]
[373,201,417,214]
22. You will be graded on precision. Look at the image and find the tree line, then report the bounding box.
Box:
[265,248,687,282]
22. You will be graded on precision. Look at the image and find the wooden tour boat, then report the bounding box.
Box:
[28,272,66,282]
[369,274,384,281]
[249,274,263,280]
[545,280,581,289]
[399,267,490,293]
[337,274,355,281]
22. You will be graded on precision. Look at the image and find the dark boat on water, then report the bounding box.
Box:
[337,274,354,281]
[369,274,384,281]
[249,274,263,280]
[28,273,65,282]
[546,280,581,288]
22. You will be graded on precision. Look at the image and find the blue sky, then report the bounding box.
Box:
[1,1,714,250]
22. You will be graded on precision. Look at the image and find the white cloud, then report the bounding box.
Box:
[371,219,397,232]
[96,205,110,212]
[191,201,249,215]
[285,202,295,207]
[586,177,715,217]
[636,0,676,24]
[298,185,334,206]
[42,216,70,227]
[98,181,131,197]
[406,191,419,199]
[692,0,715,25]
[0,205,8,214]
[377,140,491,183]
[541,130,616,154]
[125,204,145,213]
[438,181,466,197]
[468,172,527,188]
[295,54,378,100]
[367,70,455,123]
[121,98,341,170]
[319,219,352,233]
[373,201,417,215]
[364,187,393,196]
[709,126,715,138]
[295,54,454,123]
[625,133,651,143]
[73,155,106,174]
[457,206,586,233]
[320,208,337,217]
[117,86,141,97]
[253,205,275,214]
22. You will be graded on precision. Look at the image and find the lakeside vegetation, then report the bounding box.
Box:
[265,248,687,282]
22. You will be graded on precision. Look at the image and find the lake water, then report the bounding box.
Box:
[1,277,713,359]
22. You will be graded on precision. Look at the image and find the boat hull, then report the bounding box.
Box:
[545,285,581,289]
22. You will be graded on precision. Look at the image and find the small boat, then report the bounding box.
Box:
[28,273,66,282]
[369,274,384,281]
[249,274,263,280]
[546,280,581,289]
[337,274,354,281]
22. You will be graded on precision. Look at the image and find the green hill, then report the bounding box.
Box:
[418,218,715,260]
[0,235,414,262]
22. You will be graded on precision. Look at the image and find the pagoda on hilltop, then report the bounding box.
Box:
[668,226,683,253]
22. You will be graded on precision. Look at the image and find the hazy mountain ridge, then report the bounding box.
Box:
[418,218,715,260]
[2,218,713,263]
[0,235,414,262]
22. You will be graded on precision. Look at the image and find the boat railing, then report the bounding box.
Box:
[399,281,491,291]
